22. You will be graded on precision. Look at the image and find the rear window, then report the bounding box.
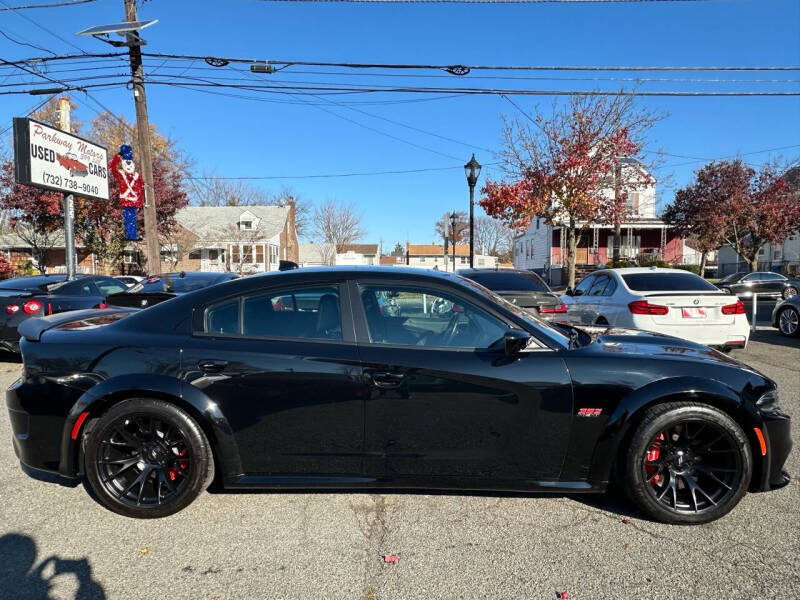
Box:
[131,274,230,294]
[463,271,549,292]
[621,272,720,292]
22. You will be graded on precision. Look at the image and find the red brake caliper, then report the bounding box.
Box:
[645,433,665,486]
[169,448,188,481]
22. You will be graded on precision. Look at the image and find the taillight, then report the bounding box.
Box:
[540,304,567,314]
[6,304,19,315]
[23,300,41,314]
[628,300,669,315]
[96,302,107,309]
[722,300,745,315]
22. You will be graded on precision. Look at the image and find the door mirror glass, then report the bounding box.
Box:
[503,329,531,354]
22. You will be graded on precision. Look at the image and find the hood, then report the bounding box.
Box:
[575,326,748,368]
[495,290,561,307]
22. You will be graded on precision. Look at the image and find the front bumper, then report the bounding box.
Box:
[760,407,793,490]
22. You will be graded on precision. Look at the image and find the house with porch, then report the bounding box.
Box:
[163,204,298,274]
[513,169,694,285]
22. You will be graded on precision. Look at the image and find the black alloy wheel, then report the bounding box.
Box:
[778,306,800,337]
[624,403,751,524]
[83,398,213,518]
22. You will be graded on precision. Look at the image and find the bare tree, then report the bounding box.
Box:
[270,186,312,240]
[434,211,468,244]
[188,174,271,207]
[475,216,514,259]
[215,222,266,275]
[159,225,197,271]
[311,199,365,252]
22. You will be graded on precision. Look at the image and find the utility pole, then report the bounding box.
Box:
[124,0,160,275]
[57,97,77,279]
[612,160,622,268]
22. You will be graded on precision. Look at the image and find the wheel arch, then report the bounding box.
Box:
[588,376,767,490]
[58,374,243,483]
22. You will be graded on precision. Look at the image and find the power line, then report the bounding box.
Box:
[0,0,89,54]
[0,0,98,9]
[185,164,489,181]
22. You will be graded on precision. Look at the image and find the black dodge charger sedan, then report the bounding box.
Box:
[6,267,792,524]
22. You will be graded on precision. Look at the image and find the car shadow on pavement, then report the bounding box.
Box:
[748,329,800,349]
[0,534,106,600]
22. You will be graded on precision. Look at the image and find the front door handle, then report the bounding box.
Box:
[198,359,228,374]
[370,372,405,389]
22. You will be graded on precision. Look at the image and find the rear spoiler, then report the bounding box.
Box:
[640,291,727,297]
[18,308,137,342]
[105,291,176,309]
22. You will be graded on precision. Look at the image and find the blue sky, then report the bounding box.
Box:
[2,0,799,250]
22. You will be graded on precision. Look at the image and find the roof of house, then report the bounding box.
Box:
[340,244,378,255]
[299,242,334,263]
[380,255,404,265]
[408,244,470,256]
[0,231,84,249]
[175,205,291,241]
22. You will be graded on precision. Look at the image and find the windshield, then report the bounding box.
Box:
[621,272,722,292]
[456,276,570,348]
[464,271,550,292]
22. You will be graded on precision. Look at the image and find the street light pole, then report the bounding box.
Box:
[449,212,457,273]
[123,0,160,275]
[464,155,482,269]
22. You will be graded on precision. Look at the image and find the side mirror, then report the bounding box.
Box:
[503,329,531,354]
[565,287,574,296]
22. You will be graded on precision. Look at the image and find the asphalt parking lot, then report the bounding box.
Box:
[0,331,798,600]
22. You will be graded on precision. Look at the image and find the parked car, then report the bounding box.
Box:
[8,266,791,524]
[771,295,800,337]
[105,271,238,309]
[716,271,799,300]
[562,267,750,351]
[0,274,127,353]
[114,275,145,288]
[457,268,566,321]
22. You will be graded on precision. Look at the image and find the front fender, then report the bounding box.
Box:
[58,373,242,480]
[587,375,767,485]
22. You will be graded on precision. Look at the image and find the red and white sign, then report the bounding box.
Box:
[12,117,109,201]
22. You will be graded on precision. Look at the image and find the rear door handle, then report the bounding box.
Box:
[198,359,228,374]
[370,372,405,389]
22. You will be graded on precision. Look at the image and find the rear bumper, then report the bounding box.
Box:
[630,315,750,348]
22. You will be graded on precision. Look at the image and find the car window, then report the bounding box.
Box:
[50,279,95,296]
[573,275,596,296]
[719,272,745,283]
[242,285,341,340]
[0,276,66,291]
[602,276,618,297]
[588,275,609,296]
[95,278,128,296]
[206,299,240,335]
[741,273,761,282]
[621,272,721,292]
[463,271,549,292]
[762,273,784,281]
[359,285,507,349]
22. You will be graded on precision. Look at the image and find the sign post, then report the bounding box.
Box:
[12,117,109,277]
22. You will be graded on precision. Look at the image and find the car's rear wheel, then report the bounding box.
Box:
[623,402,751,524]
[783,286,797,300]
[83,398,213,518]
[777,306,800,337]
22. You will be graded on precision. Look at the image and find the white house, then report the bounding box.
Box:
[406,244,498,272]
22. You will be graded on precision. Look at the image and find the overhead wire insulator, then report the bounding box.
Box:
[444,65,471,76]
[205,57,230,68]
[250,62,277,74]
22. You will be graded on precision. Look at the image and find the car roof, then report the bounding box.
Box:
[457,268,535,276]
[601,267,699,275]
[249,265,464,282]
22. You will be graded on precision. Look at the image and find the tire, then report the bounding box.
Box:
[783,287,797,300]
[623,402,752,525]
[595,317,609,326]
[777,306,800,337]
[83,398,214,518]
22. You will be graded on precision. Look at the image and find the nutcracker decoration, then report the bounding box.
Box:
[109,145,144,240]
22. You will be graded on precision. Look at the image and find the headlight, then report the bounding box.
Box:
[757,389,783,414]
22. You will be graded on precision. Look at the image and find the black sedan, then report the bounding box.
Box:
[716,271,800,300]
[457,268,566,320]
[0,274,128,353]
[772,295,800,337]
[7,267,791,524]
[105,271,238,309]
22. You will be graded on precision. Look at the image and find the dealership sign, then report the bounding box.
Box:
[13,117,109,201]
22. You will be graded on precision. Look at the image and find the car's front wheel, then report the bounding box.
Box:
[777,305,800,337]
[83,398,214,518]
[623,402,752,524]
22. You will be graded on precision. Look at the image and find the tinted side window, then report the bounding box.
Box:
[206,300,240,335]
[54,279,95,296]
[242,285,341,340]
[742,273,761,282]
[96,278,128,295]
[573,275,595,296]
[588,275,609,296]
[359,285,507,349]
[602,277,618,297]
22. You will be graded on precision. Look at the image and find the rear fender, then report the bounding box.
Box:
[588,376,768,487]
[58,373,242,481]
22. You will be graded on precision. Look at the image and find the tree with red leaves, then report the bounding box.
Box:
[0,161,64,274]
[0,252,13,279]
[480,95,661,288]
[669,160,800,273]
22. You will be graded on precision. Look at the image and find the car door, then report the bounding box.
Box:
[582,274,611,325]
[566,274,596,325]
[736,273,761,297]
[761,273,786,296]
[180,280,365,478]
[352,279,573,483]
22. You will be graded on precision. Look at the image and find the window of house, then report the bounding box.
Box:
[207,249,218,261]
[241,286,341,340]
[536,218,540,230]
[123,251,136,264]
[759,247,766,256]
[242,245,253,263]
[359,285,507,349]
[420,256,426,263]
[460,256,468,264]
[270,245,279,265]
[626,193,640,213]
[189,250,202,260]
[240,220,253,230]
[774,250,782,260]
[256,245,264,264]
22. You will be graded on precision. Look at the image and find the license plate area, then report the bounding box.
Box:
[681,307,706,319]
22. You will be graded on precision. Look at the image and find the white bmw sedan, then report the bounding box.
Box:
[562,267,750,350]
